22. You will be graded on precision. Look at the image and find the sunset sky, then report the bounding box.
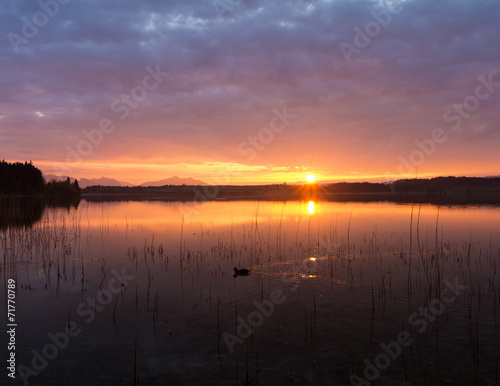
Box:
[1,0,499,185]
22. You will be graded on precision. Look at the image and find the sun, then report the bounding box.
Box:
[306,174,316,183]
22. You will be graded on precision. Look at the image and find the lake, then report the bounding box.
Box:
[2,198,500,385]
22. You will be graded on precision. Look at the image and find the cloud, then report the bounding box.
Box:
[1,0,499,182]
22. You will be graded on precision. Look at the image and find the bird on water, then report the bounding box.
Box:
[233,267,250,276]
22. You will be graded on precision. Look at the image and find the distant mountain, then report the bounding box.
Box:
[79,177,134,188]
[43,174,206,188]
[140,176,207,187]
[43,174,133,188]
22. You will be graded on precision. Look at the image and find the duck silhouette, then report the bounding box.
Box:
[233,267,250,276]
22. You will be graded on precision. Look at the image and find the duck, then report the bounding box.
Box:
[233,267,250,276]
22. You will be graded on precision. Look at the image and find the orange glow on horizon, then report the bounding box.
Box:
[26,159,498,186]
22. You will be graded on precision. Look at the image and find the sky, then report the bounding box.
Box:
[1,0,499,185]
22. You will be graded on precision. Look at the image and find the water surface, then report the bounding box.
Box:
[2,199,500,385]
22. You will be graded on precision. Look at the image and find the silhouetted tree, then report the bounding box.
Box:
[0,160,45,195]
[0,160,82,197]
[45,177,80,196]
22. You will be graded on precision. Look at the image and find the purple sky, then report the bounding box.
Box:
[1,0,499,184]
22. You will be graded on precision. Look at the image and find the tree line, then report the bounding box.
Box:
[0,160,80,196]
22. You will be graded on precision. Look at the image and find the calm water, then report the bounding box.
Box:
[2,199,500,385]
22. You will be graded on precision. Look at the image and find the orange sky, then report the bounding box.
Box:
[1,0,499,185]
